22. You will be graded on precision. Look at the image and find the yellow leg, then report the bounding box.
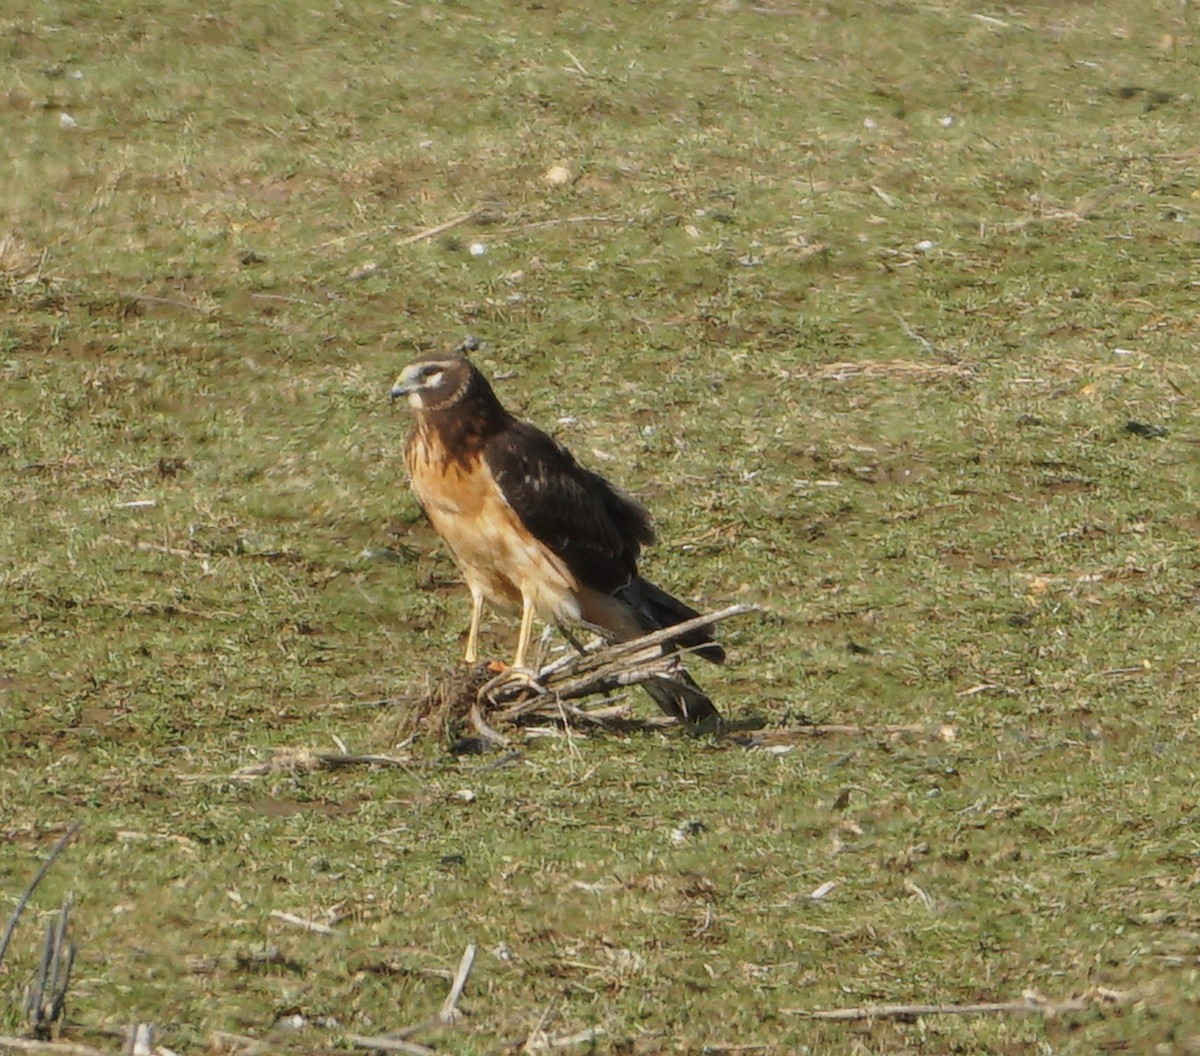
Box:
[464,586,484,663]
[513,594,536,670]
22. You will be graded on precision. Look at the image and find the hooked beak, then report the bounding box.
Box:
[389,365,421,401]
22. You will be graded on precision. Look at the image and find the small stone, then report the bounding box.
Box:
[670,820,707,845]
[348,261,380,280]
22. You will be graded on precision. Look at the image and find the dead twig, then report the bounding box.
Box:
[736,722,956,746]
[795,998,1083,1020]
[510,215,633,232]
[519,1026,605,1052]
[893,310,938,355]
[347,944,477,1054]
[480,605,755,720]
[988,186,1120,232]
[121,1024,155,1056]
[0,823,82,971]
[561,47,589,76]
[806,360,975,383]
[396,210,481,247]
[468,702,512,747]
[25,899,75,1040]
[206,1031,271,1055]
[439,943,476,1023]
[0,1039,108,1056]
[572,604,753,664]
[249,293,319,307]
[398,605,756,742]
[303,752,413,770]
[268,911,336,936]
[957,682,1009,697]
[493,604,753,699]
[343,1037,435,1056]
[518,1005,556,1055]
[516,648,690,705]
[181,748,413,782]
[121,292,213,314]
[320,208,482,250]
[786,988,1130,1020]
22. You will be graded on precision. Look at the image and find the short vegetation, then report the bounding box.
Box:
[2,1,1198,1052]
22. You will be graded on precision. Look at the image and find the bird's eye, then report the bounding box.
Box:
[421,365,444,381]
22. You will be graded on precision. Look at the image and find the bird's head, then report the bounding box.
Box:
[390,356,473,412]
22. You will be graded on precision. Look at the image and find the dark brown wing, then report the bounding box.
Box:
[483,420,654,595]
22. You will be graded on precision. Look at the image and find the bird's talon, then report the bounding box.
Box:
[490,663,543,691]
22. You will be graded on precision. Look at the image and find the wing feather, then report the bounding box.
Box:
[483,420,653,595]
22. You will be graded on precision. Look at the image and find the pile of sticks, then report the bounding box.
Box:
[395,604,756,744]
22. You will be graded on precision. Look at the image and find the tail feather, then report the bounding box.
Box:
[605,577,724,724]
[615,578,726,664]
[641,667,722,725]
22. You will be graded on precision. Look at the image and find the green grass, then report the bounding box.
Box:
[4,0,1200,1052]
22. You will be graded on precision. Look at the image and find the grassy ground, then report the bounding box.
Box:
[3,0,1200,1052]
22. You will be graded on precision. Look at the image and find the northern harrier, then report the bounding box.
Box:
[390,351,724,722]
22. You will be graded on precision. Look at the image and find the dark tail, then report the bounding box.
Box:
[641,667,722,725]
[615,578,726,664]
[614,578,725,724]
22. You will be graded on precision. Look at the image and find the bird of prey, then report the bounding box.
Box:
[389,350,725,723]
